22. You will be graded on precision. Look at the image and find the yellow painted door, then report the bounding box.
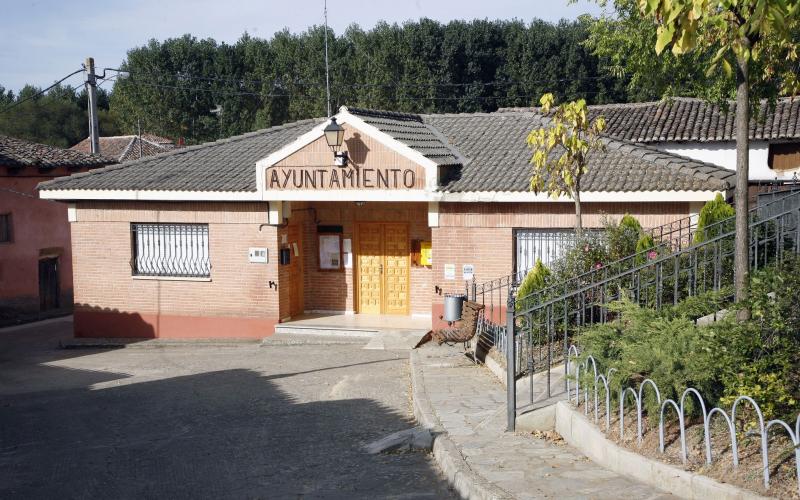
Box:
[383,224,409,315]
[357,224,383,314]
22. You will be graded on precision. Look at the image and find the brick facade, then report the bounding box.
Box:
[65,198,692,338]
[430,201,691,327]
[71,202,279,338]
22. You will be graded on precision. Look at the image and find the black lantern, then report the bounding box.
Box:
[323,117,348,167]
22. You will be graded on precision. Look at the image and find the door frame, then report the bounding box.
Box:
[38,256,60,311]
[287,223,304,317]
[354,222,411,315]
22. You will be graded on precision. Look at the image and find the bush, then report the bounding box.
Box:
[578,299,721,417]
[577,256,800,421]
[551,233,610,282]
[693,193,734,243]
[634,233,656,264]
[606,214,643,261]
[516,259,551,310]
[715,257,800,420]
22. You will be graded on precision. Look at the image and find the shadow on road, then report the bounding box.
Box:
[0,321,452,499]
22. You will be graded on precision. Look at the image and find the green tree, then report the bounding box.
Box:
[636,0,800,303]
[0,83,121,148]
[694,193,735,243]
[585,0,732,101]
[527,93,607,237]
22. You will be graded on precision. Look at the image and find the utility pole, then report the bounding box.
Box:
[85,57,101,155]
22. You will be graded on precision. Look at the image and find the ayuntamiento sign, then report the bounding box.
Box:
[266,166,419,190]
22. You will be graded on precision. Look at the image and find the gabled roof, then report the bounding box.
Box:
[501,97,800,143]
[0,135,114,169]
[423,111,734,193]
[39,107,734,197]
[41,119,322,193]
[71,134,178,162]
[347,108,462,166]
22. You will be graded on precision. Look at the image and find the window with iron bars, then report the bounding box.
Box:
[514,228,603,273]
[0,213,11,243]
[131,223,210,278]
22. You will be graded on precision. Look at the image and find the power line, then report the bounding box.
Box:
[103,66,617,91]
[0,69,84,115]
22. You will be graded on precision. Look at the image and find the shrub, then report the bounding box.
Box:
[715,256,800,420]
[576,257,800,422]
[693,193,734,243]
[551,233,610,284]
[606,214,643,261]
[634,233,656,264]
[516,259,551,310]
[577,299,721,417]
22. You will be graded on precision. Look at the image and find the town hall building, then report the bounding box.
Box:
[39,105,738,339]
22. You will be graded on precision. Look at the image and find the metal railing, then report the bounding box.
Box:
[467,214,707,328]
[131,223,211,278]
[568,350,800,494]
[501,197,800,429]
[476,189,800,357]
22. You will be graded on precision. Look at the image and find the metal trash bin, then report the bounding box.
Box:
[443,293,466,322]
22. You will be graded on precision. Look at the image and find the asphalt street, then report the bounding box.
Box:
[0,318,454,499]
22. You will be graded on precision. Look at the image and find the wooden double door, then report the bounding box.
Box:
[357,223,409,315]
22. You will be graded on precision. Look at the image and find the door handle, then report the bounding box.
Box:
[379,264,384,274]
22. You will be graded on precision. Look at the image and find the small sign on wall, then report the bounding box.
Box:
[444,264,456,280]
[248,247,268,263]
[420,241,432,266]
[343,239,353,268]
[462,264,474,281]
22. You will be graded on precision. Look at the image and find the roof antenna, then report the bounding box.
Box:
[324,0,332,117]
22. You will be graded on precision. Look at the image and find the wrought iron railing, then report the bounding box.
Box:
[500,197,800,429]
[568,349,800,494]
[468,212,709,326]
[474,189,800,355]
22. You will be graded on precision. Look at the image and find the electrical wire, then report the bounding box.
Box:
[102,66,617,90]
[0,69,85,115]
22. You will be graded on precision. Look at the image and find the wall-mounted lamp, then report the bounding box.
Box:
[323,117,348,167]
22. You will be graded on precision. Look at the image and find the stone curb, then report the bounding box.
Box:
[555,401,768,500]
[60,338,262,349]
[409,350,514,500]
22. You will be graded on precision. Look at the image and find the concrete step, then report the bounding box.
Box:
[273,324,378,337]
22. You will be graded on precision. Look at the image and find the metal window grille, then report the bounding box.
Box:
[131,223,210,277]
[514,229,584,272]
[0,213,11,243]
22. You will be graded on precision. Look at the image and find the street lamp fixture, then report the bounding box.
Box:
[323,117,348,167]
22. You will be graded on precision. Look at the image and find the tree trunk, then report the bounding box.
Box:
[573,188,583,239]
[733,52,750,305]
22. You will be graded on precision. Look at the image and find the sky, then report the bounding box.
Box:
[0,0,603,94]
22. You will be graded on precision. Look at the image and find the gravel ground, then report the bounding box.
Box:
[0,318,454,499]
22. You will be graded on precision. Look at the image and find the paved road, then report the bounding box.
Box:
[0,319,454,499]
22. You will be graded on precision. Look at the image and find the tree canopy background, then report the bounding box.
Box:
[2,14,778,148]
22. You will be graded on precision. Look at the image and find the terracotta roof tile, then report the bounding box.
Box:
[0,135,115,169]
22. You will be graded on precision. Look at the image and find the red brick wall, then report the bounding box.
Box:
[70,201,279,338]
[0,167,87,318]
[431,201,691,327]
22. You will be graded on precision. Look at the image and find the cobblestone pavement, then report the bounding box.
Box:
[0,318,454,499]
[417,346,673,500]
